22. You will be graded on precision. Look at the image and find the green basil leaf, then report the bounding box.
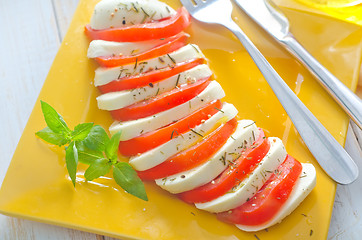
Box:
[113,162,148,201]
[105,130,122,160]
[76,141,104,165]
[84,158,111,181]
[71,122,94,141]
[40,101,70,134]
[83,125,110,152]
[35,127,68,146]
[65,141,78,187]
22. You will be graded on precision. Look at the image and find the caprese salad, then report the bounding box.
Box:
[85,0,316,232]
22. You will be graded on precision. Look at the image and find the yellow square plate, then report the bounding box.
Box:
[0,0,361,239]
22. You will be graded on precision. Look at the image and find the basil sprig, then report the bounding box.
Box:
[35,101,148,201]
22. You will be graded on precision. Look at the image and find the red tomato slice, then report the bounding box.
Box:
[217,155,302,226]
[118,100,222,157]
[98,58,204,93]
[95,33,189,67]
[110,78,211,121]
[178,129,270,204]
[138,118,238,180]
[85,8,191,42]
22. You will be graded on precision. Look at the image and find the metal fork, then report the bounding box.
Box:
[180,0,358,184]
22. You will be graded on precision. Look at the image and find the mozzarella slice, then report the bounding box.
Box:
[236,163,316,232]
[129,103,238,171]
[90,0,176,30]
[88,33,189,58]
[156,120,259,193]
[195,137,287,213]
[88,39,167,58]
[97,64,212,110]
[94,44,204,87]
[109,81,225,140]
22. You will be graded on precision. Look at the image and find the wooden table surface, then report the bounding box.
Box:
[0,0,361,239]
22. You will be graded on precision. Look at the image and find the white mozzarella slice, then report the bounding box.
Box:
[94,44,204,87]
[129,103,238,171]
[195,137,287,213]
[236,163,316,232]
[88,39,165,58]
[156,120,259,193]
[90,0,176,30]
[97,64,212,110]
[109,81,225,140]
[88,33,189,58]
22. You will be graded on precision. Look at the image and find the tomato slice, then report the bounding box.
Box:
[178,130,270,204]
[137,118,238,180]
[110,78,211,121]
[98,58,204,93]
[85,8,191,42]
[217,155,302,226]
[95,33,189,68]
[118,100,222,157]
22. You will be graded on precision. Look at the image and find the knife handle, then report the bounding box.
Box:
[282,35,362,129]
[225,19,358,184]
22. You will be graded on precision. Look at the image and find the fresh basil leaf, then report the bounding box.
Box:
[71,122,94,141]
[113,162,148,201]
[76,141,104,165]
[83,125,110,152]
[84,158,111,181]
[65,141,78,187]
[105,130,122,160]
[35,127,68,146]
[40,101,70,134]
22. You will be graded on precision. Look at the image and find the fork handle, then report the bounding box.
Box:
[225,20,358,184]
[281,35,362,129]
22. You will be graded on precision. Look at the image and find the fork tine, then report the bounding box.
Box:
[181,0,233,25]
[193,0,204,6]
[180,0,195,12]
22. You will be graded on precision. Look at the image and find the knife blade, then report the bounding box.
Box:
[234,0,362,129]
[233,0,360,184]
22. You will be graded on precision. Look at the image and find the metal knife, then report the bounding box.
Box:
[233,0,360,184]
[233,0,362,130]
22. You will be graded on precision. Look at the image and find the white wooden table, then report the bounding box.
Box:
[0,0,361,239]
